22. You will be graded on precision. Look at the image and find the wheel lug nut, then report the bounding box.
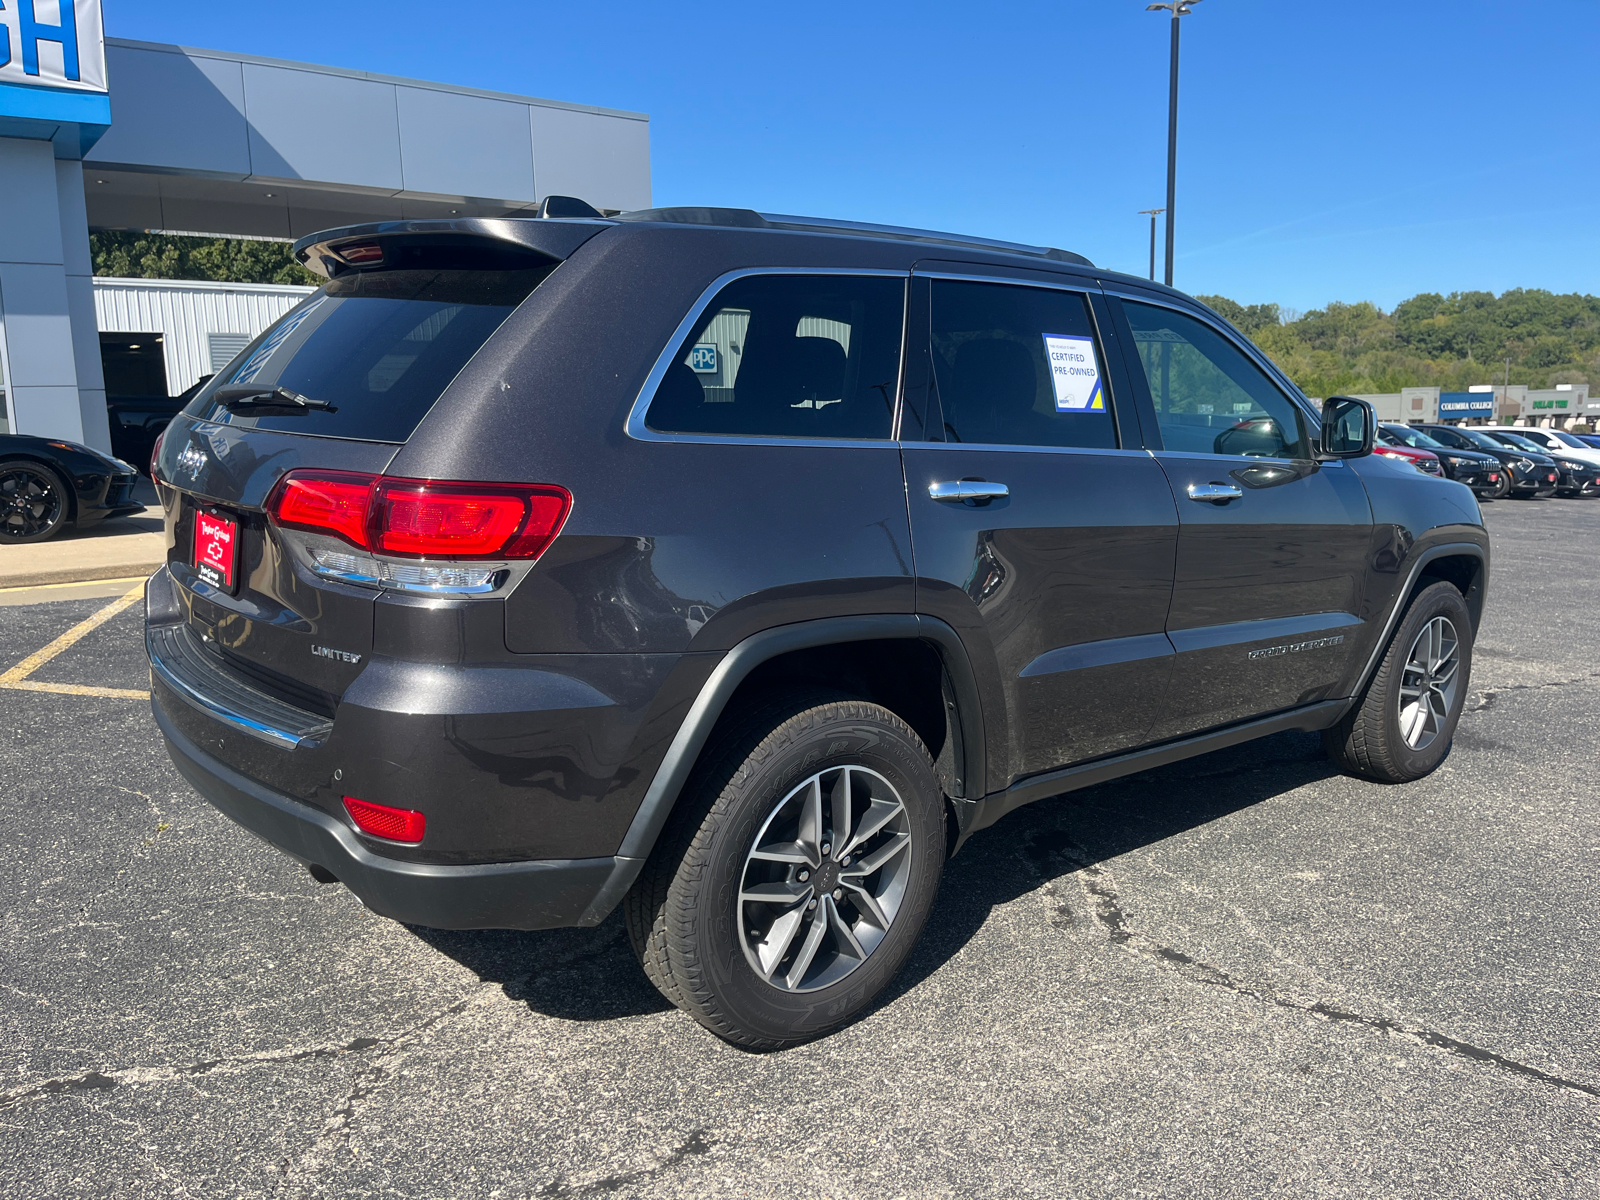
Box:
[797,870,809,882]
[841,856,851,867]
[832,888,842,901]
[821,843,831,856]
[808,898,818,910]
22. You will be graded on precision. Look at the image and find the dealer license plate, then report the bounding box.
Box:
[193,509,239,592]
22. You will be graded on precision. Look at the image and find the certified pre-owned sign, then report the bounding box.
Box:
[0,1,108,94]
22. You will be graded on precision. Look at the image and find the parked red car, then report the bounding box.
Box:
[1372,441,1443,476]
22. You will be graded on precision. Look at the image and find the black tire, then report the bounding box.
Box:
[624,691,945,1049]
[1491,474,1511,499]
[0,459,70,543]
[1324,581,1474,783]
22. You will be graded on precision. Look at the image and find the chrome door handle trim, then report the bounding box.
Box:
[1187,482,1243,503]
[929,481,1010,502]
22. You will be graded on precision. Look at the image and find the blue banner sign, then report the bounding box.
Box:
[1439,392,1495,416]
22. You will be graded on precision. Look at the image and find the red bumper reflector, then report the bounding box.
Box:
[343,796,426,843]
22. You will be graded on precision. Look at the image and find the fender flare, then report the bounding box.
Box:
[577,613,986,924]
[1351,539,1488,699]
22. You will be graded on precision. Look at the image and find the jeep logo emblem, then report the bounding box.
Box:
[176,442,207,481]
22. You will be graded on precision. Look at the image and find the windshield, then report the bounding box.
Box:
[1382,425,1444,450]
[1548,430,1589,448]
[184,265,554,442]
[1456,428,1507,451]
[1491,432,1545,452]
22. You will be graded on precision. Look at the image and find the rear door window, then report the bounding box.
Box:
[926,279,1118,448]
[645,274,904,440]
[185,265,553,443]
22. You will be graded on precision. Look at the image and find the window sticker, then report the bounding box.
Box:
[1042,333,1104,412]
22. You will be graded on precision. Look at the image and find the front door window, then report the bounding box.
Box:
[1123,302,1308,460]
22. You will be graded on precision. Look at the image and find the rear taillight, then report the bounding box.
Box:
[343,796,425,843]
[150,426,168,482]
[273,471,372,546]
[267,471,571,561]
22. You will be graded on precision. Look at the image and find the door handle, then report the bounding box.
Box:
[1187,482,1243,503]
[929,480,1010,503]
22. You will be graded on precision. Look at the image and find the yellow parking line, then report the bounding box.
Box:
[0,679,149,700]
[0,582,148,699]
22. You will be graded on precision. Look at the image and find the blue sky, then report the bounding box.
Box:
[108,1,1599,313]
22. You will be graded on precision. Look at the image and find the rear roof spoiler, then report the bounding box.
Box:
[293,216,611,280]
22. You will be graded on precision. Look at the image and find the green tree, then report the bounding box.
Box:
[1198,288,1600,395]
[90,231,318,286]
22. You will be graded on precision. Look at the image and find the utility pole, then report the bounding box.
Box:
[1138,209,1165,280]
[1146,1,1202,287]
[1504,356,1512,423]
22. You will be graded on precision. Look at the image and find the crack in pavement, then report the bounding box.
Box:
[270,988,487,1192]
[0,1036,390,1111]
[537,1129,714,1197]
[1030,833,1599,1102]
[0,982,490,1117]
[1467,671,1600,714]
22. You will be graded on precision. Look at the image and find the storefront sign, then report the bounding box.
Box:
[0,1,106,94]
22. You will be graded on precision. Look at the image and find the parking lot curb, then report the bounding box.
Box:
[0,560,166,589]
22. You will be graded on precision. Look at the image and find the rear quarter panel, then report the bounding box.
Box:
[392,224,921,655]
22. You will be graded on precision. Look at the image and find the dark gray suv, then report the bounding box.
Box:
[147,205,1489,1048]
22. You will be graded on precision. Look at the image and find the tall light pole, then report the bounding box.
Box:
[1146,0,1201,287]
[1138,209,1165,280]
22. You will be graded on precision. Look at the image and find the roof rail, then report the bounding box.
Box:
[611,206,1092,267]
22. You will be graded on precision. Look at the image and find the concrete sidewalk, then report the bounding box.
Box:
[0,479,166,589]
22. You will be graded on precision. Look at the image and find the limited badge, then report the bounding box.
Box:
[1042,333,1104,412]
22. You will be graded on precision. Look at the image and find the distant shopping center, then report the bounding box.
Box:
[1341,385,1597,429]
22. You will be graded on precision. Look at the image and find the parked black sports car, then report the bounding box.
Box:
[1377,423,1502,497]
[1417,425,1559,498]
[0,434,145,543]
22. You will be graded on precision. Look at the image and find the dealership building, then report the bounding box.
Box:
[0,2,651,449]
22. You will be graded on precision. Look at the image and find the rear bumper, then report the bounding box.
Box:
[154,700,622,930]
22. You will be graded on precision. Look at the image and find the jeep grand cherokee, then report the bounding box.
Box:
[147,204,1489,1048]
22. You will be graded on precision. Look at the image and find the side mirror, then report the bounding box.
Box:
[1320,395,1375,458]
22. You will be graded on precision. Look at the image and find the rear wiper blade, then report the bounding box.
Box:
[213,385,338,413]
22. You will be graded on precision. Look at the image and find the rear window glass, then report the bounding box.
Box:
[645,274,904,440]
[929,279,1117,449]
[184,266,552,442]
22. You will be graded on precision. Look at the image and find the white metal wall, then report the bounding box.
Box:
[92,276,316,394]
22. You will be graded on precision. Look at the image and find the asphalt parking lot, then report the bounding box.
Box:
[2,498,1597,1199]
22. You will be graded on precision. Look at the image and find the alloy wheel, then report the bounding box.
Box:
[0,465,64,539]
[1398,616,1461,751]
[737,765,912,993]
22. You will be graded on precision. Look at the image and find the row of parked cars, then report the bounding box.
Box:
[1373,422,1600,500]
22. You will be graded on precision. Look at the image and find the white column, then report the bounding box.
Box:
[0,137,89,445]
[57,158,112,452]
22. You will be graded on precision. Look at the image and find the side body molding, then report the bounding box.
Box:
[576,614,987,925]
